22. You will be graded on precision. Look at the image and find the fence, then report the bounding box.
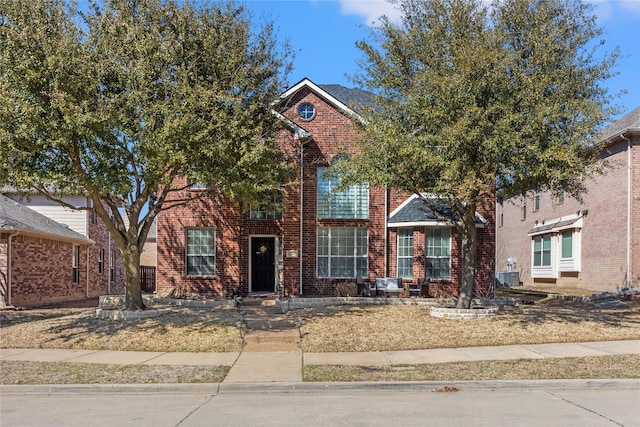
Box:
[140,266,156,293]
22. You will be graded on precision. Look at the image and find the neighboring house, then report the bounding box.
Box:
[496,107,640,292]
[140,217,157,267]
[157,78,495,298]
[0,192,125,306]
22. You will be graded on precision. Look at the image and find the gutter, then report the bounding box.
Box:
[299,138,311,296]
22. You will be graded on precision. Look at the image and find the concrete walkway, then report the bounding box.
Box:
[2,340,639,383]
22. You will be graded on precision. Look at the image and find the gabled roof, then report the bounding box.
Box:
[278,78,371,119]
[318,84,378,114]
[388,194,486,228]
[0,195,92,244]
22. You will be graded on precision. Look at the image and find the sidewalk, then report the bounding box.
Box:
[2,339,639,383]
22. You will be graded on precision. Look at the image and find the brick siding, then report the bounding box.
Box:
[497,136,639,291]
[157,83,496,297]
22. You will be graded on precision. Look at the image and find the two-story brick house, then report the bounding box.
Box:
[496,106,640,292]
[0,192,125,306]
[156,78,495,298]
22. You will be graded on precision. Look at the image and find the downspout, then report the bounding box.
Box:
[621,134,632,288]
[86,244,91,298]
[384,186,388,277]
[108,224,112,295]
[87,202,91,299]
[299,139,310,296]
[6,231,19,306]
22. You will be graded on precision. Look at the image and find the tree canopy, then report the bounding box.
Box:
[0,0,294,309]
[339,0,619,308]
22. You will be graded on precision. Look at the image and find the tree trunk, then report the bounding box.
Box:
[457,203,478,309]
[121,243,145,311]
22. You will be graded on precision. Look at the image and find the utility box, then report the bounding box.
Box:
[495,271,520,288]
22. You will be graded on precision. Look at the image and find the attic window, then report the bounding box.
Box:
[297,103,315,121]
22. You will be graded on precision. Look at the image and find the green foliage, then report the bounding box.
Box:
[348,0,618,203]
[0,0,293,308]
[342,0,619,307]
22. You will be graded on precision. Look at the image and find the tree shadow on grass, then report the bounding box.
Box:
[502,298,640,328]
[1,304,244,352]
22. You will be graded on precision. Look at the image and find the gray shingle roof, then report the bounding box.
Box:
[388,195,486,226]
[388,197,457,225]
[318,84,378,114]
[598,106,640,141]
[0,195,92,244]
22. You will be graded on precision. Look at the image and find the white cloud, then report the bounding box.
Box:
[337,0,402,25]
[586,0,640,21]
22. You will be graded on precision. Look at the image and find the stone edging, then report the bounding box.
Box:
[429,306,499,319]
[99,295,233,310]
[275,297,519,313]
[95,307,172,320]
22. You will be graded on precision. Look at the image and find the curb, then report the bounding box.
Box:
[2,379,638,395]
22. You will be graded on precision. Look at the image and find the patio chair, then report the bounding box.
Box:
[373,277,403,297]
[356,277,371,296]
[417,277,430,297]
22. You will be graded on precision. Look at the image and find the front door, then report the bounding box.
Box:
[251,237,275,292]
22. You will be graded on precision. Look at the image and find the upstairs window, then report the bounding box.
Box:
[317,168,368,219]
[250,192,283,220]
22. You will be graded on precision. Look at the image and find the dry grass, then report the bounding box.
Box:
[1,297,639,384]
[0,304,243,352]
[0,360,228,384]
[1,297,639,355]
[297,298,640,352]
[303,355,640,382]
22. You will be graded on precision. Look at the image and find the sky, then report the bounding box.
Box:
[245,0,640,119]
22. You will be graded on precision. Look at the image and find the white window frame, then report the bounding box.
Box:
[72,245,80,283]
[317,227,368,278]
[530,215,582,278]
[317,168,369,219]
[425,227,451,280]
[397,228,414,279]
[110,250,116,282]
[558,229,581,272]
[250,192,283,220]
[98,248,104,274]
[186,227,216,276]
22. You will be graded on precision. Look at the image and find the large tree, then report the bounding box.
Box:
[338,0,619,308]
[0,0,294,310]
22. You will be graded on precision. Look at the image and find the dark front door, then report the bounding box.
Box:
[251,237,275,292]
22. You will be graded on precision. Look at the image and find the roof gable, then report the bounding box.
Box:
[388,194,486,228]
[277,78,370,120]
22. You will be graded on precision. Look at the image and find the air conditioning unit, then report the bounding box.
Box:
[495,271,520,288]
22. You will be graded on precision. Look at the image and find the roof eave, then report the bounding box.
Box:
[0,227,94,245]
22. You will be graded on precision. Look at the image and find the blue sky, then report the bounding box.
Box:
[246,0,639,119]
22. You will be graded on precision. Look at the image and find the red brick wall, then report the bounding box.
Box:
[87,205,125,296]
[0,206,126,306]
[157,184,242,296]
[157,84,496,297]
[4,234,89,306]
